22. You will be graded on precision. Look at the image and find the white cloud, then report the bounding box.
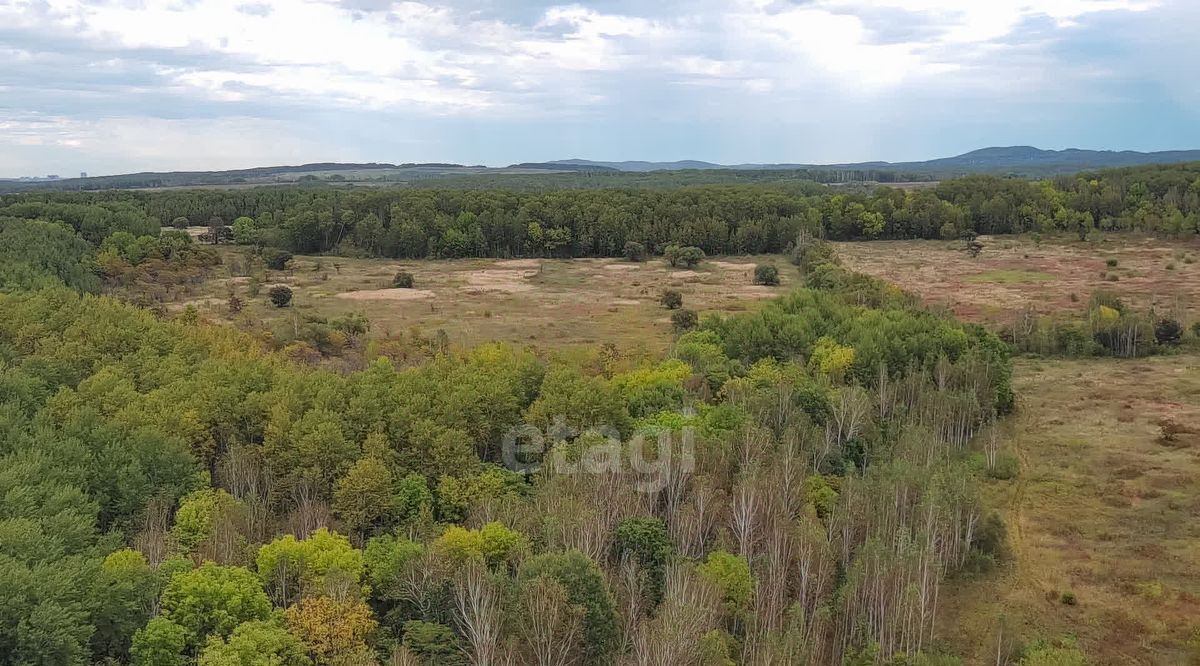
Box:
[0,0,1163,114]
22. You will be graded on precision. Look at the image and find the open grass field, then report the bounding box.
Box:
[184,250,794,353]
[837,235,1200,325]
[941,353,1200,665]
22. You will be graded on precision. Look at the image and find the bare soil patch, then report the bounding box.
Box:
[336,288,435,301]
[460,268,538,293]
[494,259,541,269]
[710,261,757,271]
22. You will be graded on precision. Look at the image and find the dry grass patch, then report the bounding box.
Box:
[836,235,1200,325]
[940,354,1200,665]
[336,288,435,301]
[190,250,793,352]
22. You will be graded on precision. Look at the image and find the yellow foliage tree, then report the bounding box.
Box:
[284,596,376,665]
[808,336,855,381]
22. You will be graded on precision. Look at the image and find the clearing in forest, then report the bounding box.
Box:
[184,251,794,352]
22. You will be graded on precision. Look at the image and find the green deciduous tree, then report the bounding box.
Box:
[198,620,311,666]
[158,563,272,648]
[520,551,619,664]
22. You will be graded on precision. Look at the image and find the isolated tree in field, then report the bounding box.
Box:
[623,241,647,262]
[753,263,780,285]
[665,244,705,268]
[264,249,293,270]
[660,288,683,309]
[963,233,984,258]
[1155,317,1183,345]
[171,216,190,229]
[393,271,415,288]
[269,285,293,307]
[207,217,230,244]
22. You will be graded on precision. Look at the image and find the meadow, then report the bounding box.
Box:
[837,235,1200,324]
[182,247,795,353]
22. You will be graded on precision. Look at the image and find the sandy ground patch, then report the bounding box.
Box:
[495,259,542,269]
[460,268,537,293]
[611,299,642,305]
[711,261,757,271]
[211,276,251,286]
[732,286,780,298]
[176,297,226,309]
[603,264,641,271]
[336,288,435,301]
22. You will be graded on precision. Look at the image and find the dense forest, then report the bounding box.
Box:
[2,163,1199,262]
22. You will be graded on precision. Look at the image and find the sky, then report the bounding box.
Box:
[1,0,1198,176]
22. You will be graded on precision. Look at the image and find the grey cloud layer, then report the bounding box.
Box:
[0,0,1190,175]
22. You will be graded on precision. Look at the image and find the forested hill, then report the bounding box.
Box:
[536,147,1200,176]
[7,146,1200,193]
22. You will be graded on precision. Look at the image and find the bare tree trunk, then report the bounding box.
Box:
[454,561,502,666]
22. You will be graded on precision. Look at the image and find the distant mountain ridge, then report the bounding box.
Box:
[530,146,1200,174]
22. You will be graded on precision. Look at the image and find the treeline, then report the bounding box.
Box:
[0,226,1022,664]
[3,163,1199,261]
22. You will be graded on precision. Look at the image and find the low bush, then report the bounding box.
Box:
[986,451,1020,480]
[753,263,780,286]
[393,271,415,288]
[269,285,293,307]
[263,249,293,270]
[1155,318,1183,345]
[671,308,698,332]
